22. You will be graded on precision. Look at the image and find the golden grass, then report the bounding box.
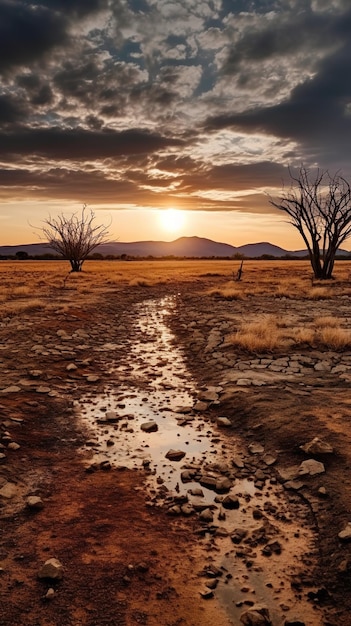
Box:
[318,327,351,349]
[206,284,246,300]
[0,260,351,356]
[230,316,287,352]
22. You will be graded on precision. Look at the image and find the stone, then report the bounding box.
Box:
[199,475,217,489]
[240,605,271,625]
[7,442,20,450]
[35,386,51,394]
[298,459,325,476]
[38,558,63,580]
[86,375,100,383]
[248,443,265,454]
[215,477,232,493]
[44,588,55,600]
[200,588,214,599]
[338,522,351,542]
[198,390,218,403]
[0,482,17,499]
[300,437,334,455]
[199,508,214,523]
[284,620,306,626]
[232,455,245,469]
[140,421,158,433]
[1,386,21,393]
[231,529,247,544]
[66,363,78,371]
[165,449,186,461]
[216,417,231,427]
[26,496,44,510]
[262,454,277,466]
[283,480,304,491]
[222,494,240,509]
[193,401,208,412]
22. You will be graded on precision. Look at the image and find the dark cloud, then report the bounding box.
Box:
[0,1,67,73]
[1,0,351,213]
[0,128,184,159]
[0,95,26,124]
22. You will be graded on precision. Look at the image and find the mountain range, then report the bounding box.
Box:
[0,236,350,259]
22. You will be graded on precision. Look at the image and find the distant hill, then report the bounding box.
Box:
[0,237,350,259]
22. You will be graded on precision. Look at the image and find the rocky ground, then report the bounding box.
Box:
[1,274,351,626]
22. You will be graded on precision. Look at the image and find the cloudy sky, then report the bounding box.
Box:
[1,0,351,248]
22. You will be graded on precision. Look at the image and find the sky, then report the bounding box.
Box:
[1,0,351,249]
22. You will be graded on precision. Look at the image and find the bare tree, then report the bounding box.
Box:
[269,167,351,279]
[42,205,110,272]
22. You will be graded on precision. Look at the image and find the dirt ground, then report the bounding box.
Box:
[1,262,351,626]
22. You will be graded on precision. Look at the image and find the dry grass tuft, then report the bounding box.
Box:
[230,315,287,352]
[318,327,351,349]
[314,316,339,328]
[207,285,246,300]
[129,277,153,287]
[307,287,331,299]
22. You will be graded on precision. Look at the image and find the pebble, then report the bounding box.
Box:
[38,558,64,581]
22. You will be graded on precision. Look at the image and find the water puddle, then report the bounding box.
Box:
[78,296,323,626]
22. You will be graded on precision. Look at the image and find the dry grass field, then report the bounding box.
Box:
[1,258,351,626]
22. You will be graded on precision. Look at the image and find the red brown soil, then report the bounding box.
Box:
[1,279,351,625]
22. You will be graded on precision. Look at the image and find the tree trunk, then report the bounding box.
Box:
[70,259,82,272]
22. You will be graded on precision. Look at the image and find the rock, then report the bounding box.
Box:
[240,605,271,625]
[181,469,196,482]
[165,449,186,461]
[193,401,208,412]
[66,363,78,371]
[248,443,264,454]
[338,522,351,542]
[284,619,306,626]
[181,504,194,516]
[215,477,232,493]
[298,459,325,476]
[1,386,21,393]
[0,482,17,499]
[44,588,55,600]
[140,421,158,433]
[104,411,120,423]
[262,454,277,466]
[222,494,240,509]
[188,488,204,497]
[216,417,232,427]
[199,508,214,523]
[35,386,51,394]
[283,480,304,491]
[232,455,245,469]
[231,529,247,544]
[38,558,63,581]
[86,375,100,383]
[198,390,218,403]
[200,588,214,599]
[26,496,44,510]
[300,437,334,455]
[199,475,217,489]
[7,442,20,450]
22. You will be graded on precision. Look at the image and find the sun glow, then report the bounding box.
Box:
[158,208,186,233]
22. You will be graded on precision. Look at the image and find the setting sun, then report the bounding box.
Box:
[158,208,186,233]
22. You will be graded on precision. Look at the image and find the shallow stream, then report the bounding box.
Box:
[78,296,323,626]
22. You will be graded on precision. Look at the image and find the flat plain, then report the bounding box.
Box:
[1,259,351,626]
